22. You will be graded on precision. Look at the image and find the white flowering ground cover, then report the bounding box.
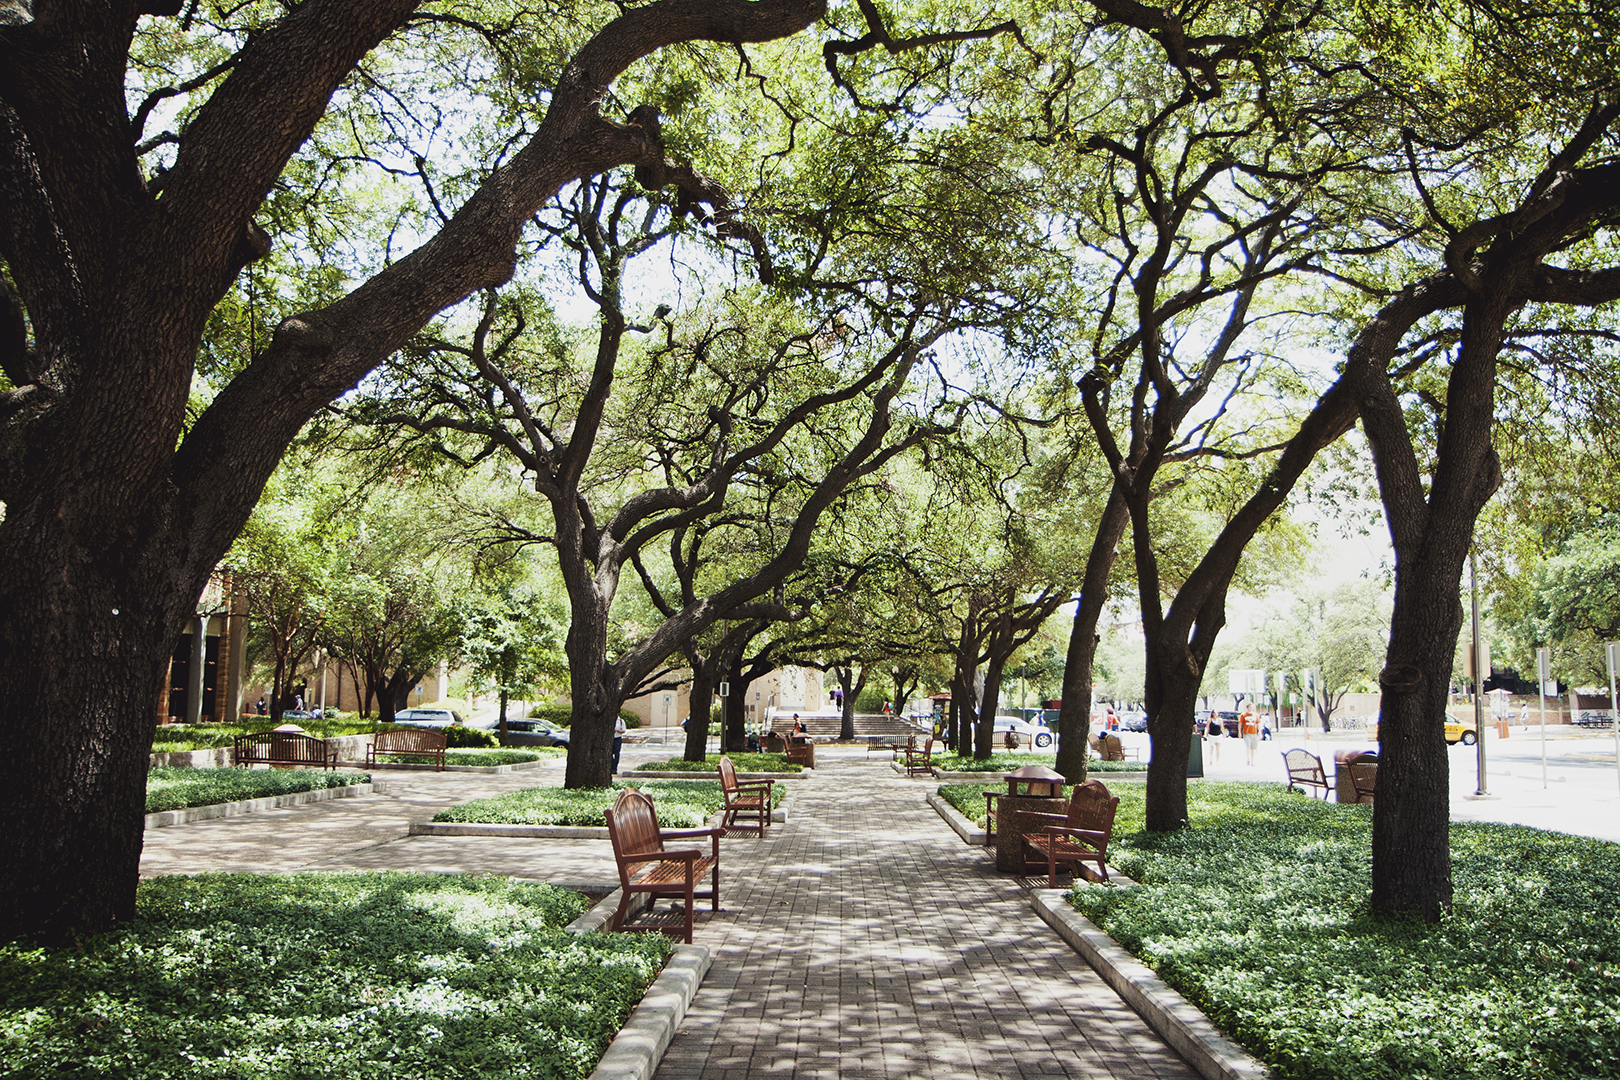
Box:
[1065,783,1620,1080]
[0,873,671,1079]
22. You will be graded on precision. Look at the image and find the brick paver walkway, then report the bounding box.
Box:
[656,754,1195,1080]
[139,749,1195,1079]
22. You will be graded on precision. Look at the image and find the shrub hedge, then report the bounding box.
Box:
[432,780,778,828]
[0,872,671,1079]
[631,753,801,774]
[932,753,1145,773]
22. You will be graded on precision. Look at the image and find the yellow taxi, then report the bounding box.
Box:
[1369,718,1478,745]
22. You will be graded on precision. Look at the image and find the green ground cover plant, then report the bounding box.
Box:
[632,753,800,773]
[932,753,1146,774]
[433,780,780,828]
[1065,783,1620,1080]
[0,872,670,1079]
[372,749,551,767]
[145,768,369,814]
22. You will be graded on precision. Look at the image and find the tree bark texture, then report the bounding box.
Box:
[0,0,826,939]
[1055,490,1129,783]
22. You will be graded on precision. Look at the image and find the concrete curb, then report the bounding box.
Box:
[1031,890,1271,1080]
[617,769,806,781]
[567,889,624,934]
[587,945,712,1080]
[927,791,988,845]
[143,782,374,829]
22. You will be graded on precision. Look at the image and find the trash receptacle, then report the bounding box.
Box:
[1335,750,1377,804]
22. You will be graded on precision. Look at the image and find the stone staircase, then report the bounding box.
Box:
[786,713,927,742]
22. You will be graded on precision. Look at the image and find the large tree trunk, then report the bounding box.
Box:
[837,666,866,741]
[684,660,715,763]
[563,596,618,788]
[1056,491,1129,782]
[1357,288,1511,919]
[1142,635,1205,830]
[0,514,208,941]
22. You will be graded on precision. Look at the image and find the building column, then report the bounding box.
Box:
[223,602,248,724]
[187,615,206,725]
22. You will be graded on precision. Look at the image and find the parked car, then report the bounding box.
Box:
[391,707,464,729]
[1370,717,1477,744]
[1575,710,1617,729]
[992,715,1054,748]
[497,717,570,747]
[1118,711,1149,732]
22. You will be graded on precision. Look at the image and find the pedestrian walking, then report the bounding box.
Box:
[1204,714,1223,763]
[611,714,626,774]
[1239,704,1261,765]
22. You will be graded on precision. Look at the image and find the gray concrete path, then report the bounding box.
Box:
[140,750,1195,1080]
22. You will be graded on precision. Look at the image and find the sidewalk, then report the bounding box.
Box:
[140,750,1198,1080]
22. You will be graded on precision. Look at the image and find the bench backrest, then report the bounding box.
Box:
[605,788,664,873]
[1283,748,1325,783]
[375,728,447,753]
[717,754,739,795]
[1064,779,1120,843]
[234,731,329,763]
[1099,734,1125,761]
[1349,760,1377,798]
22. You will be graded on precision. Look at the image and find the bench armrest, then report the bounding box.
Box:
[1019,811,1070,826]
[660,826,722,840]
[1043,825,1108,847]
[732,780,775,795]
[621,846,706,866]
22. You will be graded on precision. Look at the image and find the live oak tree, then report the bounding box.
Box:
[0,0,847,941]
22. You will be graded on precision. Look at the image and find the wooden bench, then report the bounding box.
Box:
[1282,748,1331,799]
[1349,759,1377,804]
[604,788,721,944]
[785,739,815,769]
[761,731,787,754]
[717,754,775,835]
[1089,733,1134,761]
[903,735,936,777]
[233,730,337,770]
[1019,779,1120,887]
[368,727,448,771]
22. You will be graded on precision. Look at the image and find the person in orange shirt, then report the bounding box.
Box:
[1239,704,1261,765]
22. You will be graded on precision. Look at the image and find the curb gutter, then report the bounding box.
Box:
[1031,890,1271,1080]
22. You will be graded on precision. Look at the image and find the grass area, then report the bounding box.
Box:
[1063,782,1620,1080]
[932,753,1146,773]
[145,768,369,814]
[631,753,801,773]
[0,872,671,1079]
[433,780,780,828]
